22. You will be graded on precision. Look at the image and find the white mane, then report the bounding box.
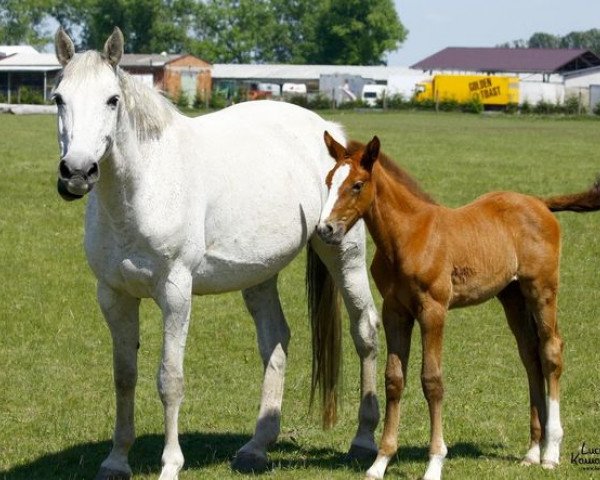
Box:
[116,67,177,141]
[57,51,177,142]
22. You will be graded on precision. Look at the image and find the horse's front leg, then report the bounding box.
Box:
[155,267,193,480]
[311,231,381,460]
[419,301,448,480]
[232,276,290,473]
[366,300,414,480]
[95,282,141,480]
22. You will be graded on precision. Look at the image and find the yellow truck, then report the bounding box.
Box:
[415,74,519,106]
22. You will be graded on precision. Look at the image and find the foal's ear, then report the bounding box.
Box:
[360,135,380,172]
[324,131,347,162]
[55,27,75,67]
[103,27,124,68]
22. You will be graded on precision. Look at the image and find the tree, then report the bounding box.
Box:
[501,29,600,56]
[528,32,561,49]
[311,0,407,65]
[0,0,51,47]
[2,0,407,64]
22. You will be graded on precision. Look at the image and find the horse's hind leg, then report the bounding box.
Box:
[232,275,290,473]
[521,277,564,468]
[498,282,546,465]
[311,223,380,459]
[95,282,140,480]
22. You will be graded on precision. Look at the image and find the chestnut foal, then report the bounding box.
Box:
[317,132,600,480]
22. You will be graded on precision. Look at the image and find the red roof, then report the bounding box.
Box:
[411,47,600,74]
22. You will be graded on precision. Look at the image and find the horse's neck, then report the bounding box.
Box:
[365,162,435,262]
[95,113,171,223]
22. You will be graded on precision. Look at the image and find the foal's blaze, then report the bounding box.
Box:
[317,132,379,244]
[318,131,600,480]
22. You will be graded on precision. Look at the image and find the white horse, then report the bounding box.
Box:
[52,27,380,480]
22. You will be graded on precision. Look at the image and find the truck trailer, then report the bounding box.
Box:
[415,74,519,107]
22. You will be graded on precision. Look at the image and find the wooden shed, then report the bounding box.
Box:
[120,53,212,103]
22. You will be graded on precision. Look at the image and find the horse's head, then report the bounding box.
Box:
[317,131,380,245]
[52,27,124,201]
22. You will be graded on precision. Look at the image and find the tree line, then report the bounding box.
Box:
[499,29,600,56]
[0,0,407,65]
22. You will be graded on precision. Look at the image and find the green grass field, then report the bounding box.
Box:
[1,110,600,479]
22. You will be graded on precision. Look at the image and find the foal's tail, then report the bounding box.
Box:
[306,243,342,430]
[543,177,600,212]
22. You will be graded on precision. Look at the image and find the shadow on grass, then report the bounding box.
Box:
[0,433,507,479]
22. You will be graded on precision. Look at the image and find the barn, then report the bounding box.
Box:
[411,47,600,107]
[120,53,212,103]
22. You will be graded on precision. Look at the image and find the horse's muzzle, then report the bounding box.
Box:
[57,160,99,201]
[317,221,346,245]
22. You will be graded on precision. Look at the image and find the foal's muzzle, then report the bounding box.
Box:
[57,159,100,201]
[317,221,346,245]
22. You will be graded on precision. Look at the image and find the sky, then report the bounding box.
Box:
[388,0,600,66]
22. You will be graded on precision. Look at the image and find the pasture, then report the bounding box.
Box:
[1,110,600,479]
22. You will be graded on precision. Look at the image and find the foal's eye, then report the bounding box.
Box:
[107,95,120,108]
[53,94,64,106]
[351,181,364,193]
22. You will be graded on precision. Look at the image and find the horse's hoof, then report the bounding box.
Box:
[520,456,540,466]
[231,451,270,474]
[542,460,559,470]
[94,467,132,480]
[347,444,378,463]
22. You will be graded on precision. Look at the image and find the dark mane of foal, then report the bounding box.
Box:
[346,140,437,205]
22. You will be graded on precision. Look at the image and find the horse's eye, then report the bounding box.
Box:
[107,95,119,108]
[53,94,64,106]
[352,181,364,193]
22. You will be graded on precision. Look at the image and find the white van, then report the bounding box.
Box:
[282,83,308,96]
[361,84,387,106]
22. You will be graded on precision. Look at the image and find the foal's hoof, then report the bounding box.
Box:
[520,457,540,466]
[346,444,378,463]
[231,451,270,474]
[541,460,559,470]
[94,467,132,480]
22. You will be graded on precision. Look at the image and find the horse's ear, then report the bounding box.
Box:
[360,135,380,172]
[324,131,346,162]
[55,27,75,67]
[103,27,124,67]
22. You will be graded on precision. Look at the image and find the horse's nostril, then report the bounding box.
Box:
[87,162,99,179]
[59,160,72,179]
[325,223,334,234]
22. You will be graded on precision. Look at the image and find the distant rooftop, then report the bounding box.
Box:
[0,53,60,72]
[120,53,184,68]
[212,64,415,82]
[0,45,39,57]
[411,47,600,74]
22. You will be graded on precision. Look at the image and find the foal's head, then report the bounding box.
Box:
[317,131,380,245]
[52,27,124,200]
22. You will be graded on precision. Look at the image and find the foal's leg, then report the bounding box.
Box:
[232,275,291,473]
[419,300,448,480]
[497,282,546,465]
[522,279,564,468]
[96,282,140,480]
[311,227,380,458]
[366,301,414,480]
[155,267,193,480]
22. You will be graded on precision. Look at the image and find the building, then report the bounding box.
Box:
[120,53,212,103]
[0,52,61,102]
[0,49,212,104]
[411,47,600,108]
